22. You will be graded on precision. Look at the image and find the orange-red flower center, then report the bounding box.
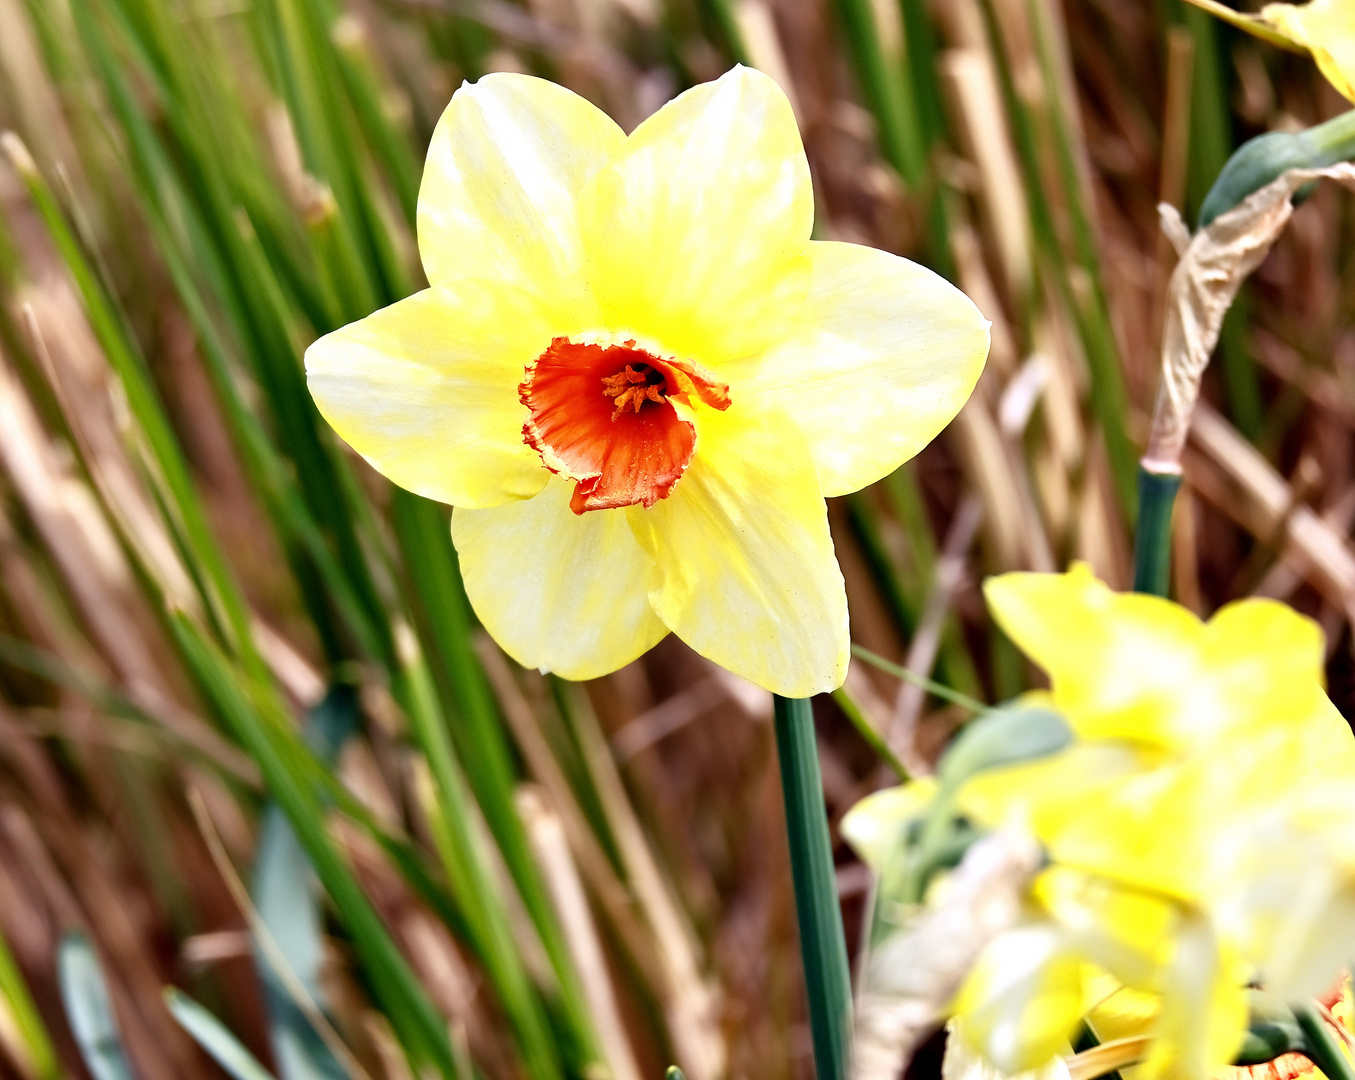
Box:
[520,335,731,515]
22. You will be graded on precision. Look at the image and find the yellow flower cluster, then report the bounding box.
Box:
[846,565,1355,1080]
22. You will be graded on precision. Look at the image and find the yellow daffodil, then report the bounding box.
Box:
[843,567,1355,1080]
[1260,0,1355,101]
[980,563,1349,756]
[305,67,989,695]
[1188,0,1355,102]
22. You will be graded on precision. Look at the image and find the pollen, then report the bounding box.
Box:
[602,364,667,417]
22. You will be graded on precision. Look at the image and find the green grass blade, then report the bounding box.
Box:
[2,132,264,675]
[78,0,397,658]
[973,0,1136,513]
[0,925,60,1080]
[328,17,422,222]
[168,613,460,1078]
[832,686,909,780]
[1024,0,1137,509]
[833,0,923,184]
[398,643,567,1080]
[389,490,603,1065]
[850,645,986,713]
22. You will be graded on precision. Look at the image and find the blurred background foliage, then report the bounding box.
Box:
[0,0,1353,1077]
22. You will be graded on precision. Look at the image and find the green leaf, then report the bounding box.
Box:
[1234,992,1306,1065]
[851,645,985,714]
[167,613,461,1078]
[935,703,1072,792]
[252,687,357,1080]
[57,931,134,1080]
[164,988,279,1080]
[400,647,565,1080]
[390,492,603,1068]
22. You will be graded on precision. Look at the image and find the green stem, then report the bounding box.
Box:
[1296,1003,1355,1080]
[1309,108,1355,157]
[1132,467,1182,597]
[773,695,852,1080]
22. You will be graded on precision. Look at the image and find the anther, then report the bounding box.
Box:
[602,364,667,418]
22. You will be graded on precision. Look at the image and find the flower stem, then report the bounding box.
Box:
[1132,467,1182,597]
[773,694,852,1080]
[1296,1002,1355,1080]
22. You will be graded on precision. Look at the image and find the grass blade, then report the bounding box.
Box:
[168,613,460,1079]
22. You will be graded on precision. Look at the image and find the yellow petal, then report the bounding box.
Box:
[1262,0,1355,102]
[729,241,989,497]
[984,566,1352,758]
[1085,981,1161,1045]
[579,66,813,366]
[1139,914,1247,1080]
[954,922,1085,1074]
[1201,598,1331,740]
[841,779,940,871]
[305,284,551,507]
[451,477,669,678]
[418,72,624,312]
[1034,867,1178,987]
[627,405,848,696]
[1210,776,1355,999]
[982,565,1205,747]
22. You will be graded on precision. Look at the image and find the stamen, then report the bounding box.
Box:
[601,364,667,418]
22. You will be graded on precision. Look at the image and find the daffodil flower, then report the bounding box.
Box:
[305,67,989,695]
[1188,0,1355,102]
[980,563,1351,757]
[844,567,1355,1080]
[1260,0,1355,101]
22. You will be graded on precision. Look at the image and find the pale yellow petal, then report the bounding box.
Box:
[580,66,813,366]
[627,406,847,696]
[954,923,1085,1074]
[1140,915,1247,1080]
[982,565,1206,747]
[1201,598,1332,741]
[1035,867,1177,986]
[418,72,624,317]
[1085,982,1160,1045]
[1210,777,1355,999]
[841,779,940,871]
[305,284,551,507]
[452,477,669,678]
[1263,0,1355,101]
[729,241,989,497]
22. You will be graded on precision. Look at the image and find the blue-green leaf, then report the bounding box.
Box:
[164,988,278,1080]
[56,932,134,1080]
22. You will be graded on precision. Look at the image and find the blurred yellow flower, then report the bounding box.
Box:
[1260,0,1355,101]
[1188,0,1355,102]
[844,567,1355,1080]
[305,67,989,695]
[980,562,1344,755]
